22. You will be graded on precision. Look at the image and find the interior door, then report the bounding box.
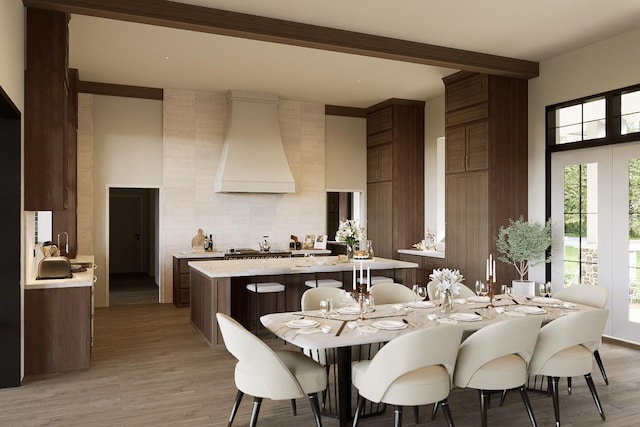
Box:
[109,193,143,274]
[551,142,640,343]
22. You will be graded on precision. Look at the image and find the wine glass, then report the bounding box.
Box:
[412,285,426,304]
[539,282,552,298]
[475,281,488,297]
[319,298,333,319]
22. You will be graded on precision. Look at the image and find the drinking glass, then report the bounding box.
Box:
[501,284,512,295]
[539,282,552,298]
[476,281,488,297]
[412,285,426,303]
[320,298,333,318]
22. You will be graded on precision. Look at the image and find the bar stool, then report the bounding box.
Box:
[246,281,286,335]
[358,276,393,286]
[304,278,343,288]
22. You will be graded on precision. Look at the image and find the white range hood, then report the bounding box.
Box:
[214,91,296,193]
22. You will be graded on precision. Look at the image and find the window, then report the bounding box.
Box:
[622,90,640,135]
[555,98,606,144]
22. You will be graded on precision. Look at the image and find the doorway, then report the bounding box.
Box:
[551,142,640,343]
[109,187,159,305]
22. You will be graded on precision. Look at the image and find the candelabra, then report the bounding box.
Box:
[351,283,370,320]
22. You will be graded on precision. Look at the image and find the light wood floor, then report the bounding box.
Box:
[2,303,640,426]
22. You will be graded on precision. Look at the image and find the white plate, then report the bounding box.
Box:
[515,306,547,315]
[286,319,319,328]
[407,301,436,309]
[532,297,562,304]
[336,306,361,315]
[449,312,482,322]
[468,296,490,303]
[372,320,407,330]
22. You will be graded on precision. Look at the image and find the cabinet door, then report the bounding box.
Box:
[367,181,392,259]
[367,148,380,183]
[445,127,466,173]
[445,172,488,284]
[466,121,488,171]
[367,144,392,183]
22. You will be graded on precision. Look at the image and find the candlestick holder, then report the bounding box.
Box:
[487,275,495,308]
[351,283,371,320]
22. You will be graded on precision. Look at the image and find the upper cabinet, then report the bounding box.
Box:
[24,8,70,211]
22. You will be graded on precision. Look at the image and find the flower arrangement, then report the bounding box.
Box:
[429,268,464,296]
[335,219,364,247]
[496,216,552,282]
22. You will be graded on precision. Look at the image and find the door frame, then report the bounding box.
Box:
[105,185,162,305]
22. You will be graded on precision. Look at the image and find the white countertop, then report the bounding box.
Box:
[189,256,418,279]
[26,255,95,289]
[397,249,446,259]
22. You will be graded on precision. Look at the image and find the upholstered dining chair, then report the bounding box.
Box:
[369,282,416,304]
[453,316,542,427]
[554,284,609,387]
[300,287,345,311]
[216,313,327,427]
[528,309,609,427]
[351,325,464,427]
[426,280,476,301]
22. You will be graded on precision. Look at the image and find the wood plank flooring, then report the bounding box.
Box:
[2,303,640,426]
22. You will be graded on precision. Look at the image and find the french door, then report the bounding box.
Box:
[551,141,640,343]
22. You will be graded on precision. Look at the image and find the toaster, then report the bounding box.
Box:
[37,256,72,280]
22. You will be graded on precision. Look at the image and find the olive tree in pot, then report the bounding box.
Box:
[496,216,552,296]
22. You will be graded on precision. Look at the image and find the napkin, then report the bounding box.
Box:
[505,311,526,317]
[297,328,322,334]
[437,317,459,325]
[357,325,379,334]
[562,302,576,309]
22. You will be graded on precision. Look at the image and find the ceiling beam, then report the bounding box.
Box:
[23,0,539,79]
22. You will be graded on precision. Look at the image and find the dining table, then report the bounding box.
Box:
[260,294,596,427]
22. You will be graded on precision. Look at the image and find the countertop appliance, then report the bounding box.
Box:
[37,256,72,280]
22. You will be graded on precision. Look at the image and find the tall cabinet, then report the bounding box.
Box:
[443,72,528,285]
[366,99,424,259]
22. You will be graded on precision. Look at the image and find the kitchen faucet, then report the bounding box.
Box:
[57,231,69,256]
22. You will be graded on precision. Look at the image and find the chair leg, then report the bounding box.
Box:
[290,399,297,416]
[393,405,403,427]
[352,395,365,427]
[550,376,561,427]
[594,350,609,385]
[567,377,572,395]
[413,405,419,423]
[228,390,244,427]
[479,390,489,427]
[519,386,538,427]
[584,373,606,421]
[499,389,508,406]
[249,397,263,427]
[441,399,456,427]
[308,393,323,427]
[431,402,438,420]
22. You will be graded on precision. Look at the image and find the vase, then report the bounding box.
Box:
[512,280,536,296]
[346,243,355,260]
[440,290,454,314]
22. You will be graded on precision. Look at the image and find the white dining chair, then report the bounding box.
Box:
[528,309,609,427]
[216,313,327,427]
[554,284,609,387]
[427,280,476,301]
[453,316,542,427]
[369,282,416,304]
[351,325,464,427]
[301,287,345,311]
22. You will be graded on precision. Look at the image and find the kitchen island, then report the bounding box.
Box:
[188,256,418,346]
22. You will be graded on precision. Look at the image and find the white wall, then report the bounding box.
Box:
[325,115,366,192]
[527,26,640,283]
[93,95,163,306]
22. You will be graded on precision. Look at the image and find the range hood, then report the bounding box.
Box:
[214,91,296,193]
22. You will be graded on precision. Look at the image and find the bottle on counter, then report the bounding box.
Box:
[203,233,209,251]
[208,234,214,252]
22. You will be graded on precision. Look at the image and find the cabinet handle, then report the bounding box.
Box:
[465,155,469,170]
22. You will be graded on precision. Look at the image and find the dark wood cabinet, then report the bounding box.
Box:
[25,286,91,375]
[366,100,425,259]
[443,72,528,285]
[173,255,223,307]
[398,253,446,286]
[24,8,70,211]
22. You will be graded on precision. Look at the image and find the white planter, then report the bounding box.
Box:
[512,280,536,296]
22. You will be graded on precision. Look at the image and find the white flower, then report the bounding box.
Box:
[430,268,464,295]
[335,219,364,245]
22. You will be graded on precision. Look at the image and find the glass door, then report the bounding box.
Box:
[551,142,640,343]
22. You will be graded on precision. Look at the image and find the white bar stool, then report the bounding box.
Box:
[304,278,343,288]
[246,281,285,335]
[358,276,393,286]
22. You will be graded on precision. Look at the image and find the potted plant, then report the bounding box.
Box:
[496,216,552,295]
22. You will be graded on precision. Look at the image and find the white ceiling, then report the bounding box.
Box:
[69,0,640,108]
